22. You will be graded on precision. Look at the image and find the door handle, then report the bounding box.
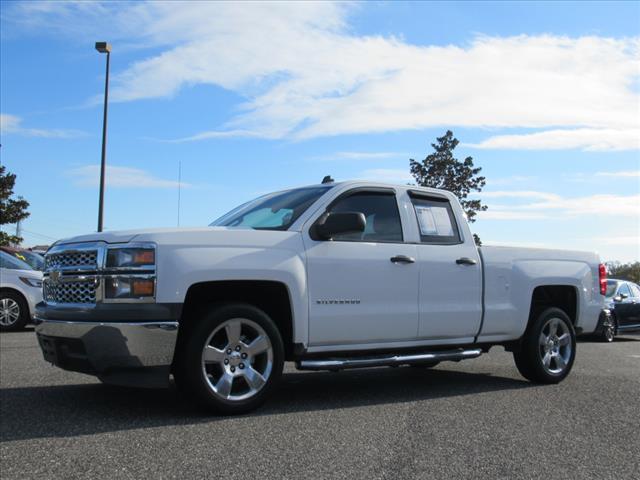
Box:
[390,255,415,264]
[456,257,477,266]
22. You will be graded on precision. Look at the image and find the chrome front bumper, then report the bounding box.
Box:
[36,320,178,388]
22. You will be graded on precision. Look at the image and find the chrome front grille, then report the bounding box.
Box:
[43,241,156,307]
[44,279,98,305]
[44,244,101,305]
[45,250,98,270]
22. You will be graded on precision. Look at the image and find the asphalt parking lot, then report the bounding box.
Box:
[1,330,639,479]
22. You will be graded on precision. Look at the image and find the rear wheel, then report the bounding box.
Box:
[177,303,284,414]
[599,313,616,343]
[0,292,29,332]
[513,307,576,384]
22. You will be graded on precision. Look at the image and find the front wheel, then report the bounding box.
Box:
[177,303,284,414]
[0,292,29,331]
[513,307,576,384]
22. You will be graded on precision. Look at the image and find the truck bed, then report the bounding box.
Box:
[478,245,602,342]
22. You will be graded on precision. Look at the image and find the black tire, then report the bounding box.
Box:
[513,307,576,384]
[177,303,284,415]
[599,313,616,343]
[0,291,29,332]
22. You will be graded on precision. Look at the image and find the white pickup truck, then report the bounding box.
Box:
[36,180,605,414]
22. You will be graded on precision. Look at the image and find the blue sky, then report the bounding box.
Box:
[1,1,638,261]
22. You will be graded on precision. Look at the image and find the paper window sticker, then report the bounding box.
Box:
[415,206,438,235]
[431,207,454,236]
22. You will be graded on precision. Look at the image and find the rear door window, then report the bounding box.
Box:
[410,195,461,244]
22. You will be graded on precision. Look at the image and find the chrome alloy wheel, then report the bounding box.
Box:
[201,318,273,402]
[602,316,615,342]
[0,298,20,327]
[539,317,572,374]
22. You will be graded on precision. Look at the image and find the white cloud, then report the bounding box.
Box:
[478,209,552,220]
[310,151,405,162]
[482,240,551,248]
[468,128,640,151]
[360,168,413,184]
[481,190,561,201]
[167,129,268,143]
[68,165,190,189]
[568,171,640,182]
[593,235,640,247]
[486,175,538,186]
[0,113,86,139]
[532,194,640,217]
[596,170,640,178]
[6,2,639,148]
[477,191,640,220]
[0,114,21,131]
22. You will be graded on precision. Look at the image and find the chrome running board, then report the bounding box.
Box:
[296,348,482,371]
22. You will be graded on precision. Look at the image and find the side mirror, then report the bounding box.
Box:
[613,295,623,302]
[619,293,629,300]
[315,211,366,240]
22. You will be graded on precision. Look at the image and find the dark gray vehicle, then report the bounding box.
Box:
[598,279,640,341]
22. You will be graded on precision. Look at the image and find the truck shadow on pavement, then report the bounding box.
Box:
[0,367,532,443]
[578,336,639,343]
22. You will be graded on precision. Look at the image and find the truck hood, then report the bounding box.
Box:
[55,227,301,249]
[56,229,149,245]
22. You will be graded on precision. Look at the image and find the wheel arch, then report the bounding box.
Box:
[0,286,29,306]
[176,280,295,361]
[527,285,578,329]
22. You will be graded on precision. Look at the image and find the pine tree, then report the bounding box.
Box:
[0,165,30,246]
[410,130,487,245]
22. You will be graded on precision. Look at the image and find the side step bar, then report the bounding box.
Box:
[296,348,482,371]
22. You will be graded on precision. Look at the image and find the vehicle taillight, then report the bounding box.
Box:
[599,263,607,296]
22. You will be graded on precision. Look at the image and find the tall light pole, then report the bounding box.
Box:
[95,41,111,232]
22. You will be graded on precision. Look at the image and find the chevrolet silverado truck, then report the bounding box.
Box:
[35,181,605,414]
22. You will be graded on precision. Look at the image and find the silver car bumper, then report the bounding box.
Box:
[36,320,178,388]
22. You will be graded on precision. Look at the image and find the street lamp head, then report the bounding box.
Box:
[95,42,111,54]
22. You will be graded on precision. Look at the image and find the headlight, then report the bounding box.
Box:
[106,247,155,268]
[104,276,155,300]
[19,277,42,288]
[103,244,156,302]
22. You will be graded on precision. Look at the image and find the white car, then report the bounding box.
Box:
[0,250,43,331]
[36,180,604,413]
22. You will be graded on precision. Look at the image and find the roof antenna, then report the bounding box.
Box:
[321,175,334,184]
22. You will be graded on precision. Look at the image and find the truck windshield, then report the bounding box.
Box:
[210,186,332,230]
